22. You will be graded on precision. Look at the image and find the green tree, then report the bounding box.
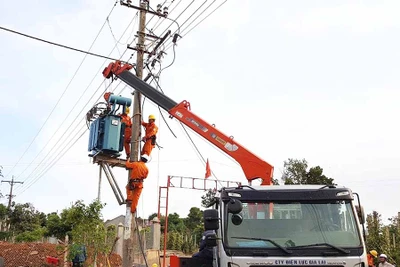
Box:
[272,178,280,185]
[67,199,115,263]
[201,189,217,208]
[184,207,203,232]
[168,213,186,232]
[46,212,71,239]
[9,203,44,234]
[167,231,183,250]
[15,227,46,242]
[366,211,385,252]
[281,158,334,185]
[0,204,7,220]
[7,202,50,242]
[387,215,400,264]
[148,213,158,221]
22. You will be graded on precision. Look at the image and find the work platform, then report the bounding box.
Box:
[92,153,128,168]
[91,153,128,206]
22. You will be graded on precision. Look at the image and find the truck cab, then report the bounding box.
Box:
[199,184,367,267]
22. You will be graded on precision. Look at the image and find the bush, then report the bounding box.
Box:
[0,231,11,241]
[15,227,46,242]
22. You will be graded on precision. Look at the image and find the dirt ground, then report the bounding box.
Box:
[0,241,122,267]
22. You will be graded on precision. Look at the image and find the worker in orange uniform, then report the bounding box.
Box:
[368,250,378,267]
[141,114,158,158]
[125,155,149,213]
[120,106,132,158]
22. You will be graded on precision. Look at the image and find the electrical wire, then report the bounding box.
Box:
[149,59,224,187]
[149,0,183,33]
[164,0,228,51]
[148,5,182,36]
[14,61,132,192]
[15,0,229,195]
[127,0,173,67]
[159,44,176,74]
[2,1,119,178]
[164,0,208,40]
[178,0,217,34]
[15,81,125,196]
[17,127,88,196]
[12,11,141,193]
[13,79,109,192]
[0,26,129,63]
[181,0,228,38]
[179,122,223,187]
[145,65,177,138]
[158,0,194,37]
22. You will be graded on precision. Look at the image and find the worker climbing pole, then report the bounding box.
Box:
[125,155,149,213]
[141,114,158,158]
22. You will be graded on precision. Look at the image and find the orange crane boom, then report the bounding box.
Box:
[102,61,274,185]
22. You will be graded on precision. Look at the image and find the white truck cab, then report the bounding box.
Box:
[202,184,368,267]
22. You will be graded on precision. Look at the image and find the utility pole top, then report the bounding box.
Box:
[2,176,24,210]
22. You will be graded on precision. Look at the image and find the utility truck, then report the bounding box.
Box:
[102,61,368,267]
[187,184,368,267]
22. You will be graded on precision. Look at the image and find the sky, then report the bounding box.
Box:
[0,0,399,224]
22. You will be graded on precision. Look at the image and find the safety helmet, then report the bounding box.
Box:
[370,250,378,258]
[152,264,158,267]
[141,154,149,163]
[148,114,156,120]
[379,254,387,259]
[125,106,130,114]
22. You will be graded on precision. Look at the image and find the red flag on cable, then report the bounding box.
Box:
[205,159,211,179]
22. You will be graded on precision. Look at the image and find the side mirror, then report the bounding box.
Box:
[355,205,365,224]
[227,199,243,214]
[231,214,243,225]
[205,233,217,247]
[204,209,219,230]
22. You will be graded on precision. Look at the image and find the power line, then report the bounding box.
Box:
[13,0,229,195]
[1,176,24,209]
[148,0,182,34]
[147,60,223,186]
[0,25,128,63]
[165,0,228,51]
[182,0,228,38]
[2,1,119,179]
[13,80,123,194]
[15,81,126,196]
[12,13,140,193]
[17,128,88,196]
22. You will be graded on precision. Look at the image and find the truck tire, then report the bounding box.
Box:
[0,256,5,267]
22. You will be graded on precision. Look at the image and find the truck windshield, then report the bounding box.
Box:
[225,200,361,249]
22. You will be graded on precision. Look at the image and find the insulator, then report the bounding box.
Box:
[163,6,168,16]
[157,4,162,13]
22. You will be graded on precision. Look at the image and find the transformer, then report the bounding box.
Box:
[87,93,131,157]
[88,114,124,156]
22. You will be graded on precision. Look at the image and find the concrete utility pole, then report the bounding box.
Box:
[1,176,23,231]
[97,165,102,201]
[1,176,23,209]
[123,1,147,266]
